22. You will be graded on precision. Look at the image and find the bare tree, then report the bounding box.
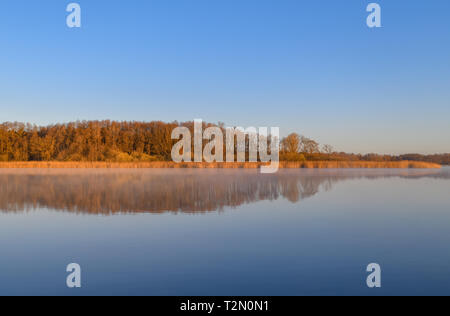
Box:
[301,136,320,154]
[281,133,301,153]
[322,144,334,154]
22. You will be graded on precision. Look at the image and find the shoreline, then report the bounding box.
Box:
[0,161,442,169]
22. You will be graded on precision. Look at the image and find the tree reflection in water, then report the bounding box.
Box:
[0,169,447,215]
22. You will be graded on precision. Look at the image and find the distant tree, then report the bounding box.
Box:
[301,136,320,154]
[322,144,334,154]
[281,133,301,153]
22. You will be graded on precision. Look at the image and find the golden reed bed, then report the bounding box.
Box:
[0,161,441,169]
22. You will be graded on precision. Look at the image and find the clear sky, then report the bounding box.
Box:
[0,0,449,154]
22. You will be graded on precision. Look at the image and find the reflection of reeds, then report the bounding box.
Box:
[0,161,442,169]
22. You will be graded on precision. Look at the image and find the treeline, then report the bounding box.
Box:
[297,152,450,165]
[0,121,448,164]
[0,120,237,162]
[0,121,178,162]
[279,133,450,165]
[396,153,450,165]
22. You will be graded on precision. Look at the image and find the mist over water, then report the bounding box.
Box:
[0,168,448,214]
[0,168,449,295]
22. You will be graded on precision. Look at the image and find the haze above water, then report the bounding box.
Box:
[0,168,449,295]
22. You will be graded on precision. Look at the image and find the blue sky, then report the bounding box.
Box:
[0,0,449,154]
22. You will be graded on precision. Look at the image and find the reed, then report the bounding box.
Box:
[0,161,441,169]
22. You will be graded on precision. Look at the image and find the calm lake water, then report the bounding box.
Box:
[0,168,449,296]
